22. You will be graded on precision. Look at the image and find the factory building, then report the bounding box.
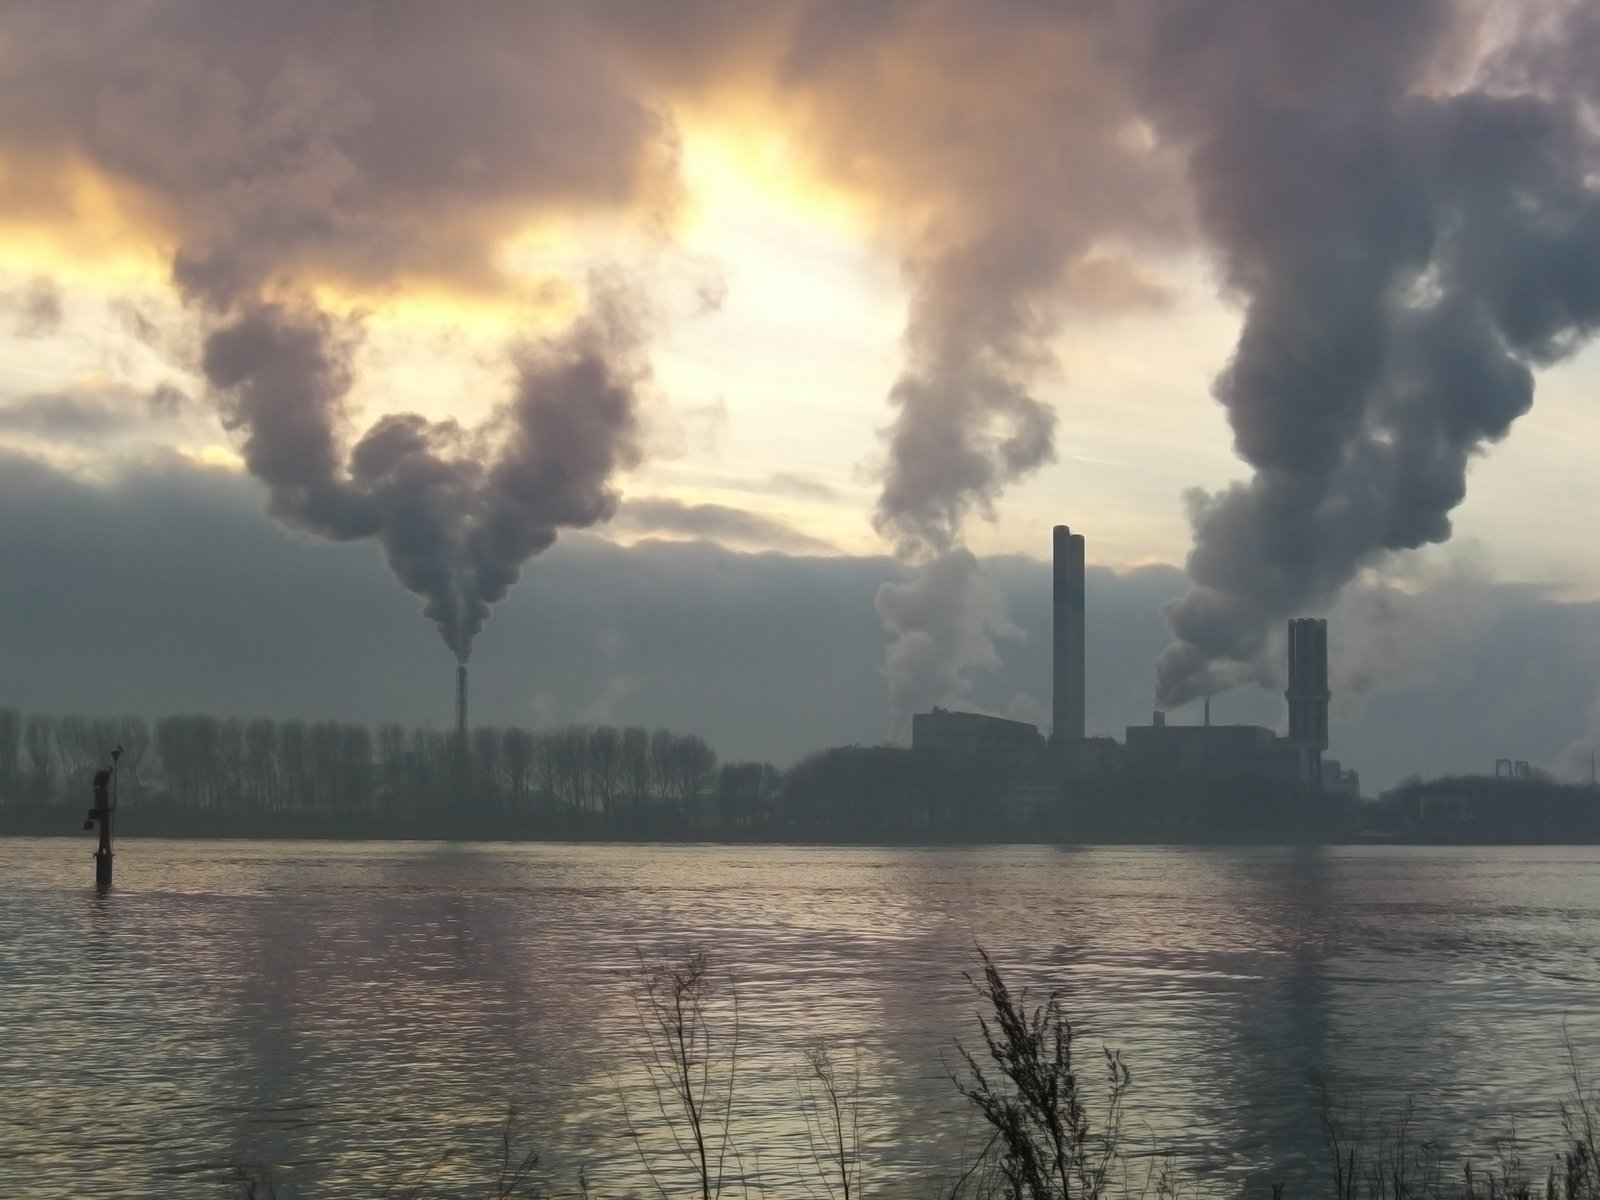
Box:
[909,523,1361,819]
[1119,618,1349,802]
[911,708,1043,756]
[1123,711,1296,781]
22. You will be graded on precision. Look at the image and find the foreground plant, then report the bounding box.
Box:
[799,1040,864,1200]
[948,948,1130,1200]
[1319,1031,1600,1200]
[619,947,744,1200]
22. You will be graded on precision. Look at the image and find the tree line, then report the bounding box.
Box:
[0,707,796,833]
[0,705,1031,839]
[0,706,1416,843]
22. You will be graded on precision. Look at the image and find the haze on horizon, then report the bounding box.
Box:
[2,0,1598,790]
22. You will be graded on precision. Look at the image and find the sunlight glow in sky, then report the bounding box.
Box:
[5,102,1600,592]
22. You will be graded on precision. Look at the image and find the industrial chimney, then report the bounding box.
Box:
[455,664,469,743]
[1052,525,1086,743]
[1285,618,1330,794]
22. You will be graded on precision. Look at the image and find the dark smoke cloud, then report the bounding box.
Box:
[0,2,672,662]
[0,1,678,307]
[202,291,645,661]
[1142,0,1600,707]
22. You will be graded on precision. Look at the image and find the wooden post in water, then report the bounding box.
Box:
[83,746,120,888]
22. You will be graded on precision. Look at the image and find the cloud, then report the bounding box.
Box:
[647,396,729,459]
[0,382,187,438]
[4,0,1597,747]
[0,1,1193,737]
[613,496,838,554]
[764,472,838,501]
[1,277,63,337]
[0,1,682,306]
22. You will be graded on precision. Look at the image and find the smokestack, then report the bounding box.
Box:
[1285,618,1330,796]
[1052,525,1086,743]
[1285,618,1330,748]
[456,664,468,743]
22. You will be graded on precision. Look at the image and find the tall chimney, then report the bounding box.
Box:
[456,664,468,743]
[1285,618,1330,796]
[1052,524,1086,742]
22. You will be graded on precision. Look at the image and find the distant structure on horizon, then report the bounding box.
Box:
[1051,524,1086,744]
[456,664,469,744]
[1286,617,1331,794]
[911,523,1360,824]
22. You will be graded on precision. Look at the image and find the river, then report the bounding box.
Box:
[2,839,1597,1197]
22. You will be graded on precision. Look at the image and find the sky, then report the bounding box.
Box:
[1,0,1598,790]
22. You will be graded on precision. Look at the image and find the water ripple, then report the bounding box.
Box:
[1,840,1598,1197]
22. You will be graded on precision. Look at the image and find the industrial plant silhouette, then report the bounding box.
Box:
[10,523,1598,847]
[909,524,1359,838]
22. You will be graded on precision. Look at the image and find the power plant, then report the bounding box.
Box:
[456,664,469,744]
[912,524,1359,832]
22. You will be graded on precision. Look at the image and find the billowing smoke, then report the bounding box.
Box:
[876,548,1021,737]
[1145,0,1600,707]
[202,292,645,661]
[872,321,1057,735]
[869,251,1063,734]
[799,3,1176,735]
[0,1,675,662]
[11,0,1598,725]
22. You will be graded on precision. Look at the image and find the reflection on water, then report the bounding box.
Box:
[1,840,1597,1197]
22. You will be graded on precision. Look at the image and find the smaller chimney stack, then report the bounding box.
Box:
[456,664,468,742]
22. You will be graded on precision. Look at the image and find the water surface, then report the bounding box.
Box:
[2,839,1597,1197]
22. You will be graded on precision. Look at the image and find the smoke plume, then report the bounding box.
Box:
[9,0,1598,722]
[1145,0,1600,708]
[784,3,1176,733]
[202,292,645,661]
[0,1,676,661]
[875,548,1021,737]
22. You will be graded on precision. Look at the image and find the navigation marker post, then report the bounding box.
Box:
[83,746,121,888]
